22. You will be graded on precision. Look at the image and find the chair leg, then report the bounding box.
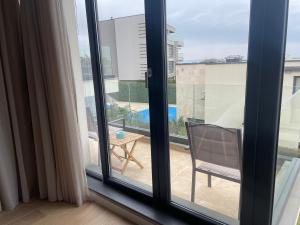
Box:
[191,170,196,202]
[208,174,212,188]
[98,146,101,167]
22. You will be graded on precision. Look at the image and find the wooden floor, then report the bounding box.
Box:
[0,200,134,225]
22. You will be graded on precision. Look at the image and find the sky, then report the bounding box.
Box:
[75,0,300,61]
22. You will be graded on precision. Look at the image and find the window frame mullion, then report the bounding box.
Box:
[240,0,289,223]
[85,0,110,181]
[144,0,171,204]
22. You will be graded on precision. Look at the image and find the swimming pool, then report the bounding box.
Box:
[132,106,177,123]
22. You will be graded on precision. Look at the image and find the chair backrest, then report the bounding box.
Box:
[86,107,97,133]
[185,122,242,170]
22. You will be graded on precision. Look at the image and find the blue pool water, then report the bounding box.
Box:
[132,106,177,123]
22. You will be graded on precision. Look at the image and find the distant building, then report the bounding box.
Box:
[99,14,183,81]
[191,55,244,65]
[81,56,93,81]
[225,55,243,64]
[201,58,225,64]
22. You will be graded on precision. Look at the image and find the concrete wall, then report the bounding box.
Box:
[175,64,205,120]
[176,63,247,127]
[204,63,246,128]
[279,62,300,149]
[176,60,300,149]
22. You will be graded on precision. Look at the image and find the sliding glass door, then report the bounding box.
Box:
[87,0,154,192]
[166,0,250,222]
[85,0,290,224]
[272,1,300,224]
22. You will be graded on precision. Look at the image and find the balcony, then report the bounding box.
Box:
[85,78,300,224]
[88,132,241,221]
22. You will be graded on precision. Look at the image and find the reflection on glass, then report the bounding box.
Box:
[273,0,300,224]
[75,0,101,174]
[167,0,250,223]
[101,46,113,76]
[97,0,152,190]
[82,57,100,169]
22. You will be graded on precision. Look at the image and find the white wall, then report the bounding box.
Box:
[204,63,246,128]
[114,15,147,81]
[279,62,300,149]
[99,20,119,77]
[177,60,300,149]
[100,15,182,81]
[176,64,205,120]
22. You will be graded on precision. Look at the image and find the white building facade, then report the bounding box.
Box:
[99,14,183,81]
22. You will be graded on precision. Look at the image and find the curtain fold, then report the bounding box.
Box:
[0,0,87,210]
[0,0,36,211]
[0,55,19,211]
[20,0,87,205]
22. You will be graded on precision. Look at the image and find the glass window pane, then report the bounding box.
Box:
[96,0,152,191]
[76,0,102,175]
[273,0,300,224]
[167,0,250,223]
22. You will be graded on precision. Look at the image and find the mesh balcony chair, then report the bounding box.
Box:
[86,107,126,165]
[86,107,125,139]
[185,122,242,202]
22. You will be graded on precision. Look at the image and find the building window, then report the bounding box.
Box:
[293,76,300,94]
[168,61,175,74]
[81,56,93,81]
[101,46,113,78]
[168,44,175,58]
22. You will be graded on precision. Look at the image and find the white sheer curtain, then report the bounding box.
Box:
[0,0,88,211]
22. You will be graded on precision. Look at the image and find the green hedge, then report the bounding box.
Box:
[115,80,176,104]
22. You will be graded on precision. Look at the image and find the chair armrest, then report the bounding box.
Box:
[108,118,125,130]
[109,118,124,124]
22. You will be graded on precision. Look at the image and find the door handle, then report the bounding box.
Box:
[145,71,148,88]
[145,68,152,88]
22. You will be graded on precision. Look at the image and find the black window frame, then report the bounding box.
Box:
[84,0,290,224]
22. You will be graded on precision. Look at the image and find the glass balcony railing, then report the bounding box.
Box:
[85,81,300,149]
[84,77,300,221]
